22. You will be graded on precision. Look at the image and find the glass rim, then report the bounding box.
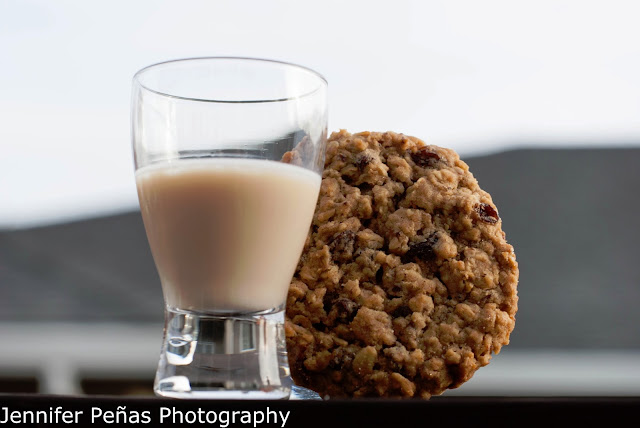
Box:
[132,56,328,104]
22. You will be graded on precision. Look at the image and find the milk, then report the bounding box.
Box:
[136,158,320,313]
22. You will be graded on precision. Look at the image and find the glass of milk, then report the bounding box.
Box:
[131,57,327,399]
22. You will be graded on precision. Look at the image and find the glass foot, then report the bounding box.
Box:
[290,385,322,400]
[154,308,291,399]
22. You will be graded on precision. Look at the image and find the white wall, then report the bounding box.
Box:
[1,0,639,227]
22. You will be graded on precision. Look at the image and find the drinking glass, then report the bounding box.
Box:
[131,57,327,399]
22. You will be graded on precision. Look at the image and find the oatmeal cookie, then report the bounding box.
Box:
[285,130,518,399]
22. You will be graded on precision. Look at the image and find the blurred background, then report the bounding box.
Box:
[0,0,638,397]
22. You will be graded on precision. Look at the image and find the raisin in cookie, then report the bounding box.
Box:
[285,130,518,399]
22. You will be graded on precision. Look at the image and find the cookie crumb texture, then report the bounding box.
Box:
[285,130,518,399]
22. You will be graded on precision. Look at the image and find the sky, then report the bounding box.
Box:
[1,0,639,228]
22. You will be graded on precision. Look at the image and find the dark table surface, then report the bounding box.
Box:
[1,394,639,426]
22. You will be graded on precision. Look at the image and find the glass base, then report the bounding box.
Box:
[154,307,320,400]
[290,385,322,400]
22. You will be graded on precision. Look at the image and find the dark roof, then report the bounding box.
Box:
[1,147,638,349]
[466,147,640,349]
[0,213,161,322]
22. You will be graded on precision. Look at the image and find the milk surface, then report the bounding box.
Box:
[136,158,321,313]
